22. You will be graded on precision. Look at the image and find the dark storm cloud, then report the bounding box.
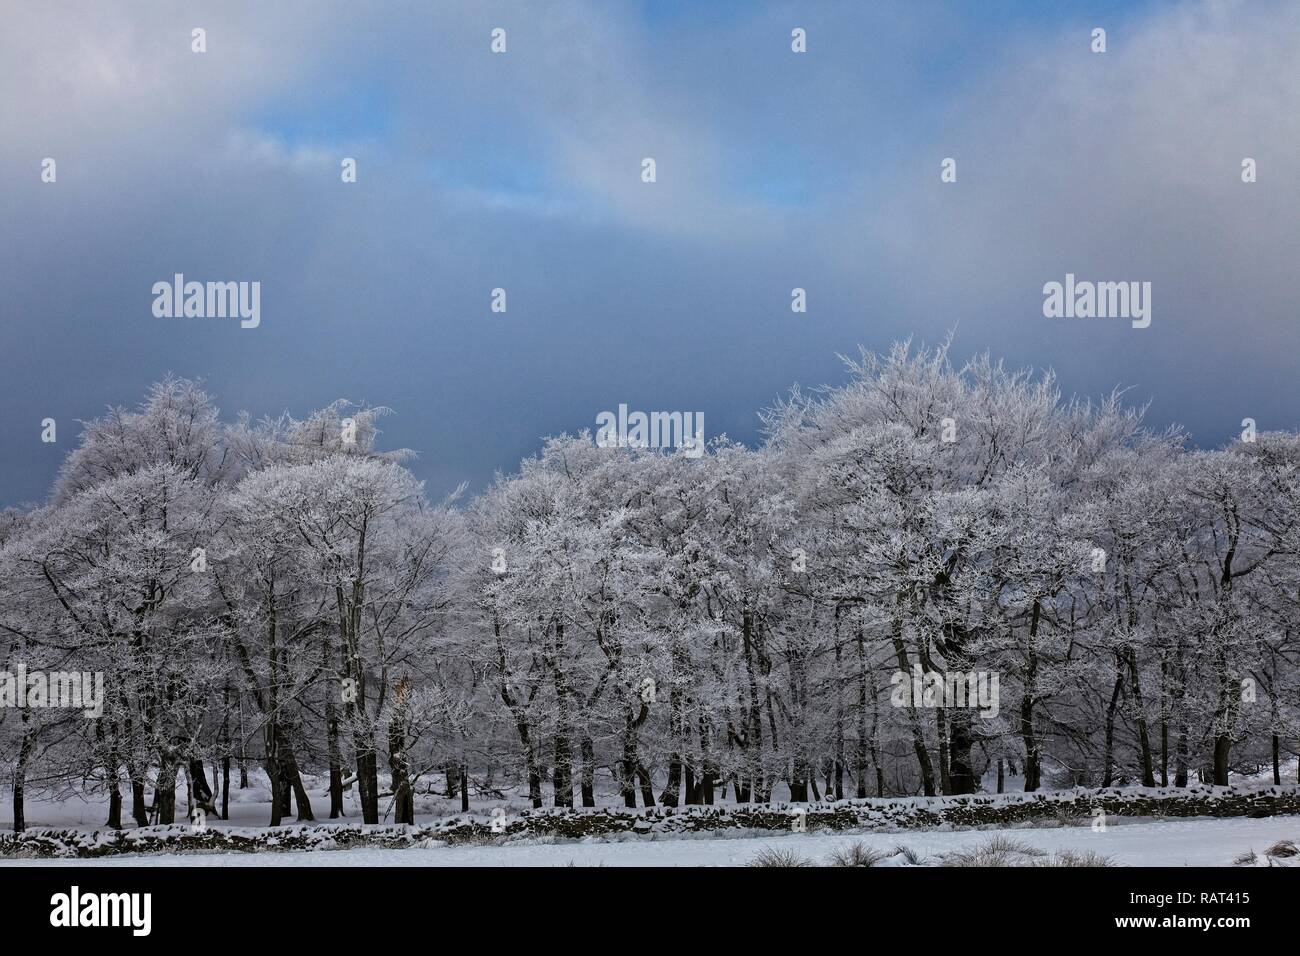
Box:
[1,0,1296,506]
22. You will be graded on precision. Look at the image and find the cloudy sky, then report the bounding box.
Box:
[2,0,1298,506]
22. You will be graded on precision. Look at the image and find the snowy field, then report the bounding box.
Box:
[2,815,1295,867]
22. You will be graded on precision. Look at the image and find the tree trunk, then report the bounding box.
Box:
[947,704,976,794]
[698,715,716,805]
[549,622,575,809]
[740,610,766,802]
[636,765,656,807]
[621,705,640,807]
[580,736,596,808]
[1020,600,1043,791]
[282,742,314,822]
[107,779,122,830]
[892,633,936,796]
[324,640,345,819]
[936,706,951,794]
[12,719,33,832]
[1102,668,1123,787]
[832,619,845,801]
[684,763,698,805]
[130,776,149,828]
[1124,648,1156,786]
[855,630,869,799]
[188,758,214,813]
[154,754,178,825]
[1213,734,1231,787]
[868,666,885,797]
[386,712,413,826]
[1159,658,1169,787]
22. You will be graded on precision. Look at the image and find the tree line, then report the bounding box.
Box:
[2,340,1298,830]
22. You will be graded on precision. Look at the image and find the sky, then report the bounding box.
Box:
[2,0,1298,507]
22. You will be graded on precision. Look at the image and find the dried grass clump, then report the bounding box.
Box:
[1035,850,1114,867]
[748,846,815,867]
[943,836,1048,867]
[827,842,891,867]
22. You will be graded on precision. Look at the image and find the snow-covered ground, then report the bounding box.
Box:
[2,815,1295,867]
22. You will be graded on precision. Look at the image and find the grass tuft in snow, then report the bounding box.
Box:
[748,847,816,867]
[1034,850,1114,867]
[827,842,891,867]
[942,835,1049,867]
[892,844,925,865]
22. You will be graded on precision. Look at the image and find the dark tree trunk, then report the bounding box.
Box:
[264,723,283,827]
[621,709,639,807]
[1159,659,1170,786]
[868,665,885,797]
[1213,735,1231,787]
[1175,724,1189,788]
[698,716,716,805]
[833,624,845,801]
[527,761,542,808]
[1102,669,1123,787]
[325,658,345,819]
[550,623,575,809]
[188,758,214,812]
[12,720,33,832]
[1020,601,1043,792]
[936,707,951,795]
[96,719,123,830]
[277,770,292,817]
[789,752,809,802]
[683,763,698,805]
[740,611,766,803]
[1174,648,1189,787]
[386,689,412,825]
[660,741,682,806]
[356,748,380,822]
[282,747,313,821]
[637,765,656,807]
[130,777,149,828]
[892,634,936,796]
[154,756,178,825]
[855,630,869,799]
[1124,649,1156,787]
[947,705,977,795]
[107,781,122,830]
[580,736,596,807]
